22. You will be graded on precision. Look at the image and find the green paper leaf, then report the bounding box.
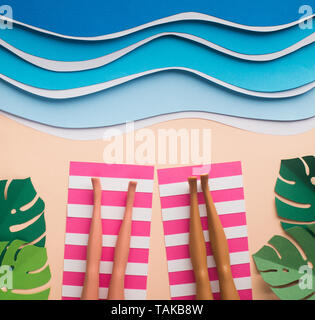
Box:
[280,222,315,235]
[253,224,315,300]
[0,178,46,247]
[0,240,51,300]
[275,156,315,227]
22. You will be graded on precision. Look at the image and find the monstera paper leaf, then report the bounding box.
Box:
[253,224,315,300]
[0,178,46,247]
[0,240,51,300]
[275,156,315,230]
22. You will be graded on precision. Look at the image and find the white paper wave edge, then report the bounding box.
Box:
[1,69,314,100]
[1,111,314,141]
[1,13,314,40]
[1,32,314,72]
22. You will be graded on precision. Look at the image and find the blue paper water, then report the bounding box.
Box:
[0,71,314,128]
[3,0,314,37]
[0,1,314,128]
[0,21,313,61]
[0,37,314,93]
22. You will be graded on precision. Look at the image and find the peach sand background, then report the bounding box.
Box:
[0,114,314,300]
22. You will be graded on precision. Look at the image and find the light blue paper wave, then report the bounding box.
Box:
[0,71,314,128]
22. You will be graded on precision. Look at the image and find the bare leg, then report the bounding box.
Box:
[188,177,213,300]
[81,178,102,300]
[201,174,240,300]
[107,181,137,300]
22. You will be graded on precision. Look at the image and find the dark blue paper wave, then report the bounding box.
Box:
[3,0,315,37]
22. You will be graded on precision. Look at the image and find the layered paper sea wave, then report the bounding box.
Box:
[0,13,314,127]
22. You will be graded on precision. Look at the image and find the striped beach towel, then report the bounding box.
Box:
[62,161,154,300]
[157,162,252,300]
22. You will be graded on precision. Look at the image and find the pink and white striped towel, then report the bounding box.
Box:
[62,161,154,300]
[157,162,252,300]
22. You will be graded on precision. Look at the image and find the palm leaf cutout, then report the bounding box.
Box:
[253,224,315,300]
[275,156,315,230]
[0,240,51,300]
[0,178,46,247]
